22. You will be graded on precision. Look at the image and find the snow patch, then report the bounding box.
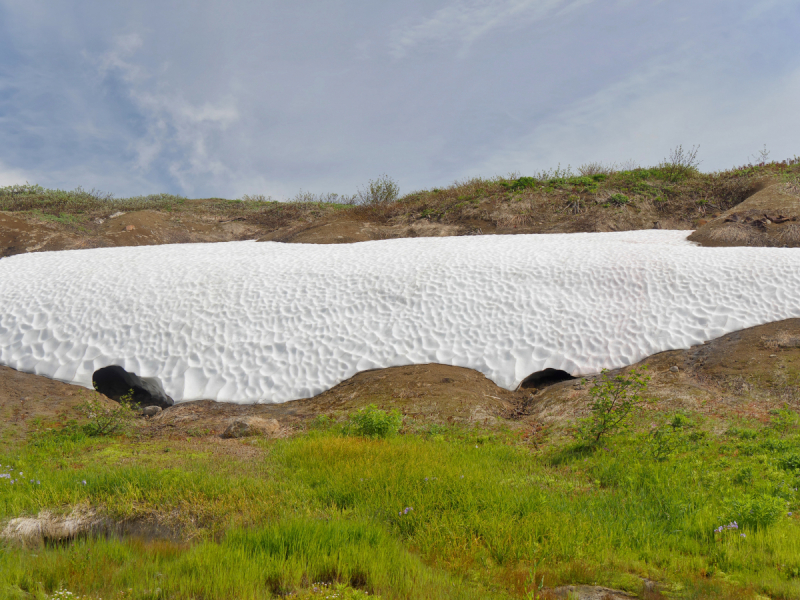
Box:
[1,231,799,404]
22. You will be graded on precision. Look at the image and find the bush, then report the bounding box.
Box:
[657,144,701,182]
[779,453,800,472]
[607,193,630,206]
[647,412,696,461]
[347,405,403,438]
[79,390,137,437]
[578,368,650,445]
[770,406,799,437]
[501,176,537,191]
[356,174,399,206]
[723,493,786,530]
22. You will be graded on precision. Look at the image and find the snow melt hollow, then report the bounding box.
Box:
[1,230,799,404]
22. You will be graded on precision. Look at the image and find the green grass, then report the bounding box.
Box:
[3,409,800,599]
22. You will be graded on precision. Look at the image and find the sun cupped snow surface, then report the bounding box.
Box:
[1,231,800,404]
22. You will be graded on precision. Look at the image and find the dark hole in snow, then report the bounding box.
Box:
[519,368,576,389]
[92,365,174,409]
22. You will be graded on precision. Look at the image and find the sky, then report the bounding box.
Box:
[0,0,798,200]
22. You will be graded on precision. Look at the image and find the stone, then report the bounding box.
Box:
[125,225,136,231]
[141,405,162,417]
[548,584,637,599]
[669,366,679,372]
[92,365,174,409]
[221,416,281,439]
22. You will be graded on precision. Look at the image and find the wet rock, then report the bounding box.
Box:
[1,507,106,548]
[221,416,281,439]
[548,585,637,599]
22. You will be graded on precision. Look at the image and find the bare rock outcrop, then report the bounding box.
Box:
[221,416,282,439]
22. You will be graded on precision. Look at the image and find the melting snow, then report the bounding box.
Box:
[1,230,799,403]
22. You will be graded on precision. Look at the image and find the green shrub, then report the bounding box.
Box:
[723,493,786,530]
[501,176,537,191]
[770,406,799,437]
[727,426,758,440]
[356,175,399,206]
[347,405,403,438]
[647,412,696,461]
[578,368,650,445]
[779,453,800,472]
[608,193,630,206]
[656,144,702,182]
[79,390,137,437]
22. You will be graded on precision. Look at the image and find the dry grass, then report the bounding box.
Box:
[761,330,800,350]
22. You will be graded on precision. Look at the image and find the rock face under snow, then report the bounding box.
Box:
[92,365,174,408]
[1,231,799,404]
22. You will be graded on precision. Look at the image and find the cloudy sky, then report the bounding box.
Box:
[0,1,798,199]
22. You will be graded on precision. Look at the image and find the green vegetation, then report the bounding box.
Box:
[3,393,800,600]
[78,390,137,437]
[577,368,650,445]
[345,404,403,438]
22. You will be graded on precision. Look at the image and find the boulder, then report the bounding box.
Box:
[221,416,281,439]
[141,405,162,417]
[92,365,174,409]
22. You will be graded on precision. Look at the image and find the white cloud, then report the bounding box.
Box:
[89,35,240,194]
[389,0,593,58]
[0,161,33,187]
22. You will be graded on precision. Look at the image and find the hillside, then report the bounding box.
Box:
[1,158,799,257]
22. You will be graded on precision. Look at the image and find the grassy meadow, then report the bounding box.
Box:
[3,401,800,600]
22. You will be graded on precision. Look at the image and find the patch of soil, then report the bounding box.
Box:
[0,209,262,257]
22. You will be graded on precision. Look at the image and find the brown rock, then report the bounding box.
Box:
[125,225,136,231]
[221,416,281,439]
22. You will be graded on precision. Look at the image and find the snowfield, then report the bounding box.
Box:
[1,230,799,404]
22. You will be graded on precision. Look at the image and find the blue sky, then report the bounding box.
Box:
[0,0,798,199]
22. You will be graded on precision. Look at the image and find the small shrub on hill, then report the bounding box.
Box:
[607,193,630,206]
[657,144,702,182]
[646,412,697,461]
[356,175,399,206]
[346,405,403,439]
[79,390,137,437]
[578,368,650,445]
[722,493,786,530]
[770,406,799,437]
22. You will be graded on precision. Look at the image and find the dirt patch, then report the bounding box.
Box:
[0,209,263,257]
[689,182,800,247]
